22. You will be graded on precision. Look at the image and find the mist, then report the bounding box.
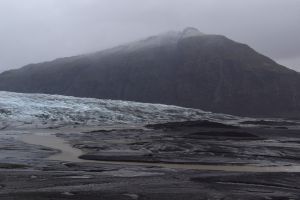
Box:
[0,0,299,72]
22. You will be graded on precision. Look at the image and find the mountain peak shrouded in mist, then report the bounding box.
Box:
[181,27,204,38]
[103,27,205,53]
[0,28,300,118]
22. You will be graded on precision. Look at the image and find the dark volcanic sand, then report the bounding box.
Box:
[0,120,300,199]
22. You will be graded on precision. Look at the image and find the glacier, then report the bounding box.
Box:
[0,91,243,129]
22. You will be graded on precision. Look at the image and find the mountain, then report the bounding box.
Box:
[0,91,242,129]
[0,27,300,117]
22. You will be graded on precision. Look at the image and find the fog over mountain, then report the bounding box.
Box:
[0,0,299,72]
[1,2,300,197]
[1,28,300,118]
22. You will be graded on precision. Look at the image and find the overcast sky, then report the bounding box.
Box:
[0,0,299,72]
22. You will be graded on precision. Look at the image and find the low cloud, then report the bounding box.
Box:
[0,0,299,72]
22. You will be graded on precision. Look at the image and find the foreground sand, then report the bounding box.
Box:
[0,120,300,199]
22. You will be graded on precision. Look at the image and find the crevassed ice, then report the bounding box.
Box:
[0,91,241,129]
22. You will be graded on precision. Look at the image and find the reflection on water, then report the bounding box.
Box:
[19,133,300,173]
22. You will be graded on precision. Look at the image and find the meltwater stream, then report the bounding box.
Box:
[19,133,300,173]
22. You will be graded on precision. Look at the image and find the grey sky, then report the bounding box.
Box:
[0,0,299,72]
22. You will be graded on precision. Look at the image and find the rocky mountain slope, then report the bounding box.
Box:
[1,27,300,117]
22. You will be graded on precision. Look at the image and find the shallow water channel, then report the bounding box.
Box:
[19,132,300,172]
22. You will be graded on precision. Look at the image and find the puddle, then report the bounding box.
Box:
[64,175,92,179]
[100,169,164,177]
[20,133,83,162]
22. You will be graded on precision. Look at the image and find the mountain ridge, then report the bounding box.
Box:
[1,27,300,118]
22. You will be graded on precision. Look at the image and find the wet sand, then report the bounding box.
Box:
[19,132,300,172]
[1,121,300,199]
